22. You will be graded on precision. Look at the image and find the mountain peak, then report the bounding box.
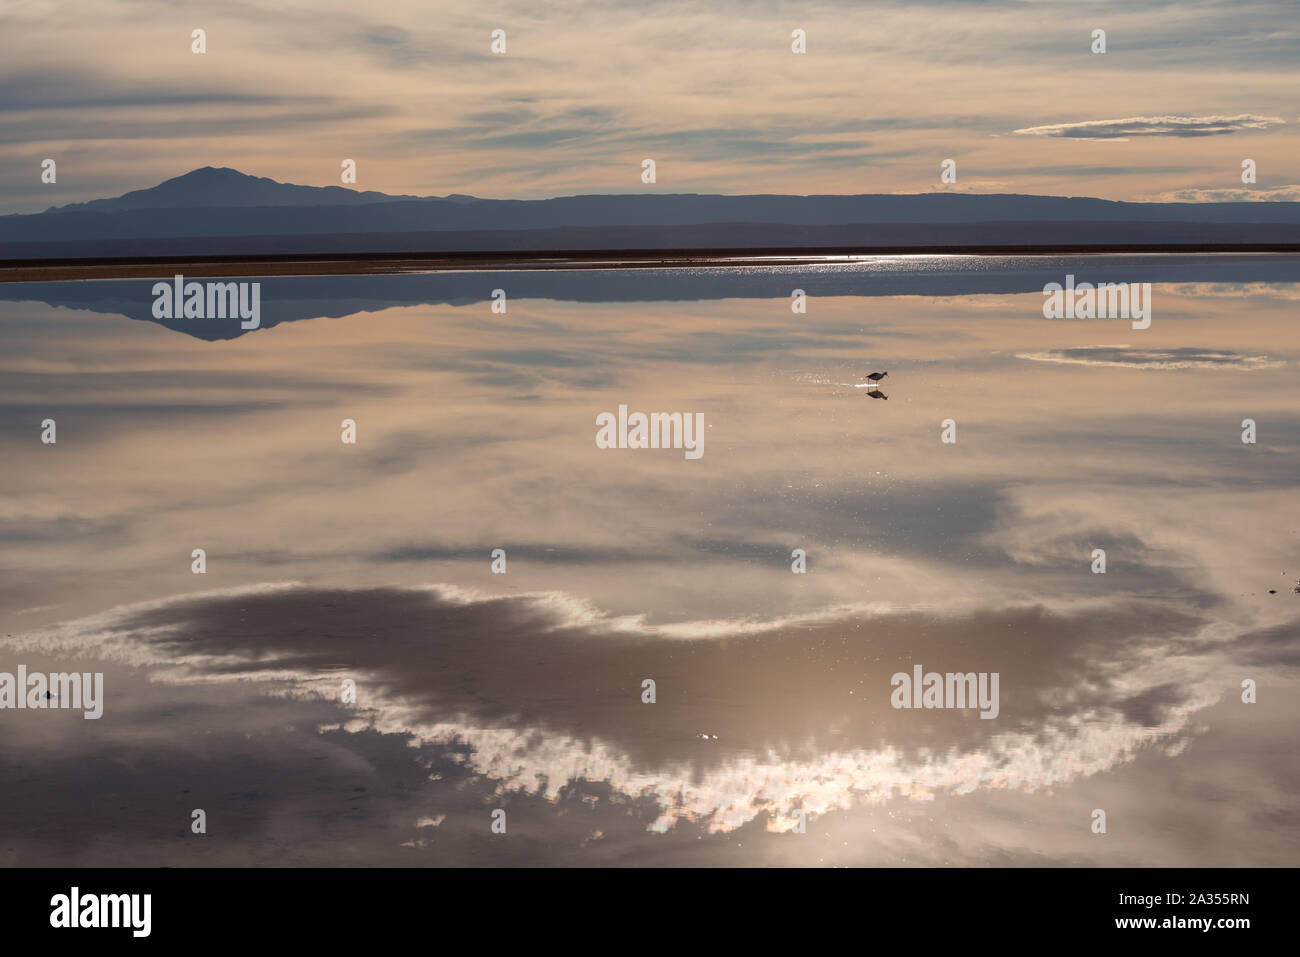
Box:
[170,166,255,181]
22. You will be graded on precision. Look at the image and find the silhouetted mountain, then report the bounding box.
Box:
[6,167,1300,258]
[43,166,427,213]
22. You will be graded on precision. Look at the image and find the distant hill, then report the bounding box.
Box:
[6,167,1300,259]
[43,166,428,213]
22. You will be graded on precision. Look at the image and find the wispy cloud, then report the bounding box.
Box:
[1013,114,1286,140]
[1164,282,1300,300]
[1148,185,1300,202]
[1017,346,1283,371]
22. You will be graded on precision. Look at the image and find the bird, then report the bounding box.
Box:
[863,371,888,383]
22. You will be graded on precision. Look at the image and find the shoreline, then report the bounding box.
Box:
[3,244,1300,282]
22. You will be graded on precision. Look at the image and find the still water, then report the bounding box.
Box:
[0,255,1296,865]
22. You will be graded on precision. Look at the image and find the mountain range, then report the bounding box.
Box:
[5,166,1300,260]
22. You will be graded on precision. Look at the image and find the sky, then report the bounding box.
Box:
[3,0,1300,213]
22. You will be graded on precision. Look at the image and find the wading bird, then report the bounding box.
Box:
[863,371,888,384]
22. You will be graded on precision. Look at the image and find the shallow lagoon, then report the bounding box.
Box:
[0,255,1296,865]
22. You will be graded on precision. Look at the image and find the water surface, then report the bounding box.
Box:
[1,255,1296,865]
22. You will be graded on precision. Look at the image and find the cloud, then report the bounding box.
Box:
[1163,282,1300,300]
[4,583,1225,841]
[0,67,305,112]
[1148,185,1300,202]
[919,180,1014,194]
[1016,346,1283,371]
[1012,114,1286,140]
[1230,618,1300,667]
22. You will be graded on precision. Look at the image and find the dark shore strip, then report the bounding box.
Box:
[4,244,1300,282]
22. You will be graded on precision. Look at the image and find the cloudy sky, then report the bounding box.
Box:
[3,0,1300,213]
